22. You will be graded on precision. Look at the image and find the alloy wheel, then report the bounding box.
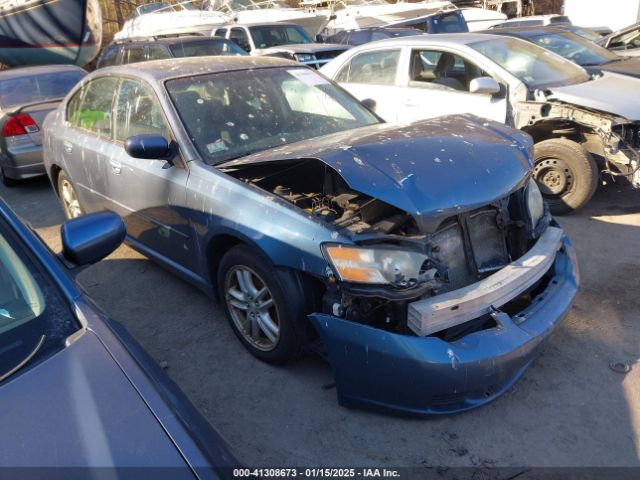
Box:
[224,265,280,351]
[60,178,82,218]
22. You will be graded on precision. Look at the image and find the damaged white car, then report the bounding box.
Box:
[321,33,640,213]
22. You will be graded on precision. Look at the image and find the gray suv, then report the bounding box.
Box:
[97,35,246,69]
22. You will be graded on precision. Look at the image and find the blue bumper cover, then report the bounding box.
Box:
[309,235,579,416]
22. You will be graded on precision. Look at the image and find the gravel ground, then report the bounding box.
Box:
[1,176,639,470]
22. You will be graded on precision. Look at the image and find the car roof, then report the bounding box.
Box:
[109,35,226,47]
[358,32,502,46]
[219,21,298,28]
[0,64,85,79]
[481,26,574,37]
[503,14,564,22]
[95,55,299,83]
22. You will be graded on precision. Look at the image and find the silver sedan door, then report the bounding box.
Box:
[398,48,507,123]
[107,78,196,272]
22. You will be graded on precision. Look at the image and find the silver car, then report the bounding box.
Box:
[0,65,86,186]
[321,33,640,213]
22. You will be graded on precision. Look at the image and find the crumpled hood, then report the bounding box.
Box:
[548,72,640,121]
[259,43,348,55]
[224,114,532,231]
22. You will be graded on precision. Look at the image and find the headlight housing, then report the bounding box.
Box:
[323,245,430,287]
[295,53,316,63]
[526,178,545,230]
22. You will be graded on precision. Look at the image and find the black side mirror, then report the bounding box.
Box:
[361,98,377,112]
[125,134,176,161]
[315,34,324,43]
[61,211,126,267]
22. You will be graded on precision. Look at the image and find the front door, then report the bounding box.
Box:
[399,48,507,123]
[106,78,197,272]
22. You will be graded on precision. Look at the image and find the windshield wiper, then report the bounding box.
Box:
[0,334,45,383]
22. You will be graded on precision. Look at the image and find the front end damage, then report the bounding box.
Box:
[223,118,579,415]
[515,97,640,188]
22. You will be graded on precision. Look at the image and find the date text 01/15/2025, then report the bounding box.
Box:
[233,468,401,478]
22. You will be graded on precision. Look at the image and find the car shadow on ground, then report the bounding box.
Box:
[0,176,64,229]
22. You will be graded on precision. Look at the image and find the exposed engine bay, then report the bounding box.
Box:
[225,157,551,339]
[224,158,420,237]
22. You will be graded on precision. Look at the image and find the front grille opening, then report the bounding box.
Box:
[428,264,557,341]
[431,313,498,342]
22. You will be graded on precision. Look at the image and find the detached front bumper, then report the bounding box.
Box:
[309,232,578,416]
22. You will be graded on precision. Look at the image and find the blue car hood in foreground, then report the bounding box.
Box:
[0,330,193,474]
[224,114,533,232]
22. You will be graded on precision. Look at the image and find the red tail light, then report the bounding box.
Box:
[2,114,39,138]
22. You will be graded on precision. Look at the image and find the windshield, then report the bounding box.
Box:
[0,71,85,110]
[249,25,313,48]
[527,31,620,66]
[167,67,379,165]
[170,39,247,57]
[0,220,78,384]
[471,37,590,89]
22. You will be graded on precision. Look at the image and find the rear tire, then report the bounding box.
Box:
[533,138,598,215]
[217,245,314,364]
[0,167,17,187]
[57,170,84,219]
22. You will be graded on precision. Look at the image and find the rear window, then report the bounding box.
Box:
[169,39,247,57]
[0,70,85,109]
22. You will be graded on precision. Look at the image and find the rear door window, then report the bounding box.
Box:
[98,46,120,68]
[147,45,171,60]
[123,47,146,65]
[66,76,119,138]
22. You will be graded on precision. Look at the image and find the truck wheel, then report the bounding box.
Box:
[57,170,84,219]
[0,167,17,187]
[533,139,598,215]
[217,245,312,364]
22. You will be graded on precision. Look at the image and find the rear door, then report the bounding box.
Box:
[62,76,120,212]
[107,78,195,271]
[333,48,403,122]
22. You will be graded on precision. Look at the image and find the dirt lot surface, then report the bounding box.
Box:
[1,176,639,470]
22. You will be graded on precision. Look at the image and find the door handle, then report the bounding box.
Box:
[110,159,121,175]
[63,141,73,153]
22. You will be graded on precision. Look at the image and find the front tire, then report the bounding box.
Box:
[217,245,312,364]
[57,170,84,219]
[533,138,598,215]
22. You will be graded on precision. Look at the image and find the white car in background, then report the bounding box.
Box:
[321,33,640,214]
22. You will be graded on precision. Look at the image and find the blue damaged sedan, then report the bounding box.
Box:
[0,199,237,475]
[43,57,579,416]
